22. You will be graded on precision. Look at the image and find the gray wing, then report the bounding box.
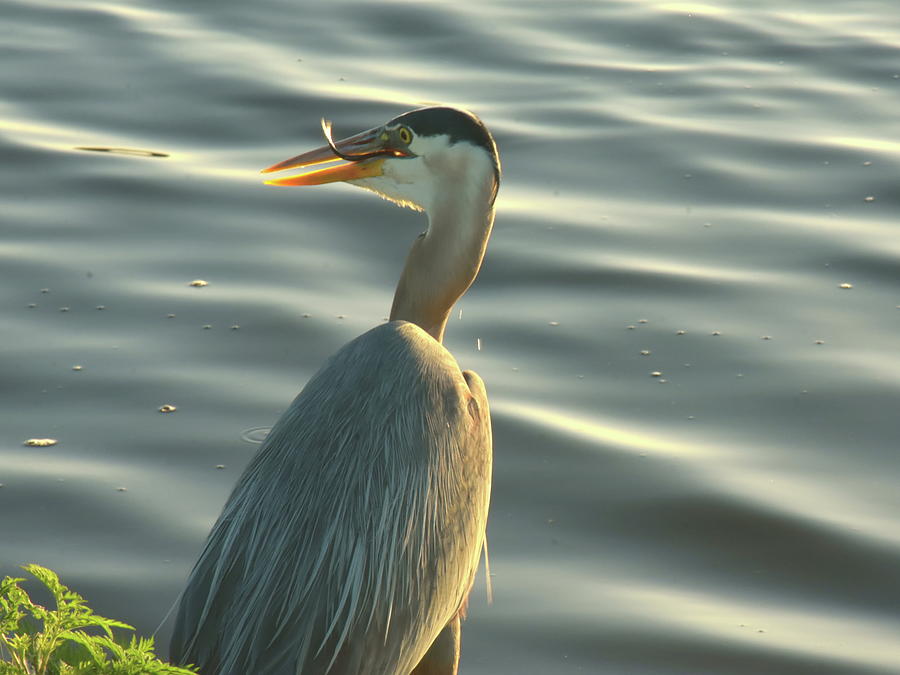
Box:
[169,321,491,675]
[409,370,489,675]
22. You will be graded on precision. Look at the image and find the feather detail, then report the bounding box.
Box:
[170,322,491,675]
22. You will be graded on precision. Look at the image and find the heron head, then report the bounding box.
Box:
[262,106,500,214]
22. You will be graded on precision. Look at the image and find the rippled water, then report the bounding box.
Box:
[2,1,899,673]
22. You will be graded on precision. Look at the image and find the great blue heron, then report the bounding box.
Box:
[169,106,500,675]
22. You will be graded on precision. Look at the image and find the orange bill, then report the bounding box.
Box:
[262,123,405,187]
[264,157,385,186]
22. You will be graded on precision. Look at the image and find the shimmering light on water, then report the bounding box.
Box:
[825,135,900,156]
[609,583,900,671]
[496,400,717,459]
[655,3,727,16]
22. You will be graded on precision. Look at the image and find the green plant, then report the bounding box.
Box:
[0,564,197,674]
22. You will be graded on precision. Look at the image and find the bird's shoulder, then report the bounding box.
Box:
[267,320,488,455]
[308,320,472,400]
[337,320,456,371]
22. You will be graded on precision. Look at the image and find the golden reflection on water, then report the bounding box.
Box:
[75,146,169,158]
[314,82,441,110]
[774,11,900,46]
[90,2,170,23]
[718,467,900,549]
[0,118,75,138]
[494,399,715,458]
[498,398,900,548]
[600,254,783,285]
[824,135,900,156]
[654,3,727,16]
[609,583,900,671]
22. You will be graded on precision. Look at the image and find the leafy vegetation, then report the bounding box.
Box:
[0,565,196,675]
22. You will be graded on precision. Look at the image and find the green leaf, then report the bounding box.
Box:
[1,565,199,674]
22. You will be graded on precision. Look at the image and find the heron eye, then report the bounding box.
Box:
[398,126,412,145]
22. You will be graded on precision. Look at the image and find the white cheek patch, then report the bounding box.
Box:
[407,134,446,159]
[348,171,428,213]
[349,155,436,213]
[345,134,494,218]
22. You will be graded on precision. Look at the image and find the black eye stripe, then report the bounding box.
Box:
[390,107,494,153]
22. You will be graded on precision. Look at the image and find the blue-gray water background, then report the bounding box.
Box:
[2,1,899,672]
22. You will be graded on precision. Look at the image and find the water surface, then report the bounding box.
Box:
[2,1,899,673]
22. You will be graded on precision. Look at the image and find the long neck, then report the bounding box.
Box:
[389,186,495,343]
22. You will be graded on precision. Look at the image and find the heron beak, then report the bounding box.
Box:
[261,125,401,187]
